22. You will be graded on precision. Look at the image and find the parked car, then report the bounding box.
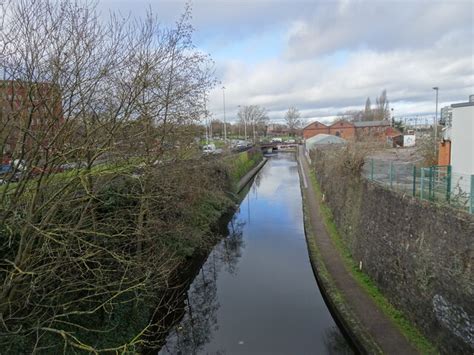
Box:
[271,137,283,143]
[202,143,216,154]
[0,163,22,184]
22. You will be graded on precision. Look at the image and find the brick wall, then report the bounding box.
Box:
[329,121,355,140]
[303,122,329,139]
[438,140,451,166]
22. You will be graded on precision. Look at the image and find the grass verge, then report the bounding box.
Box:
[308,169,438,355]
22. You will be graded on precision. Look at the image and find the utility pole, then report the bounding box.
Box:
[433,87,439,149]
[222,86,227,143]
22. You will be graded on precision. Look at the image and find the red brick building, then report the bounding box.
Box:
[1,80,63,156]
[303,119,396,141]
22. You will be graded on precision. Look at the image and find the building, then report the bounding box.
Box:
[266,123,289,136]
[303,119,395,141]
[0,80,63,157]
[437,95,474,204]
[450,97,474,176]
[440,105,452,126]
[305,133,346,151]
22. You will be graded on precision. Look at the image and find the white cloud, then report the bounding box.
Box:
[208,31,473,122]
[96,0,474,123]
[284,0,474,59]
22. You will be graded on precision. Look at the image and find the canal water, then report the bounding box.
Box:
[159,153,352,354]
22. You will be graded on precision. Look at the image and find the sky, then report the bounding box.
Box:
[98,0,474,124]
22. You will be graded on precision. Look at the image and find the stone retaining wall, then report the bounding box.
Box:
[312,150,474,354]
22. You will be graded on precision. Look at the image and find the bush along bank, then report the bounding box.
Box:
[0,154,263,353]
[310,146,473,354]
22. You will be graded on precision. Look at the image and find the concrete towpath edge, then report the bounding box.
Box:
[236,157,268,193]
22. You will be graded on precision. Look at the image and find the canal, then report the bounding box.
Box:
[159,153,352,354]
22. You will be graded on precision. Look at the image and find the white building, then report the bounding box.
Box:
[451,97,474,176]
[450,96,474,201]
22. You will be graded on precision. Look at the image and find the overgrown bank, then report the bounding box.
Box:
[309,146,473,354]
[227,148,264,185]
[0,150,262,353]
[0,0,267,351]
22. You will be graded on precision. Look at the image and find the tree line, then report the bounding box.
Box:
[204,105,304,140]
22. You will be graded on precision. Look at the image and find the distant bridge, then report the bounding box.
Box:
[259,142,299,153]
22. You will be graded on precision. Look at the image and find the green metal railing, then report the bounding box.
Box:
[365,159,473,214]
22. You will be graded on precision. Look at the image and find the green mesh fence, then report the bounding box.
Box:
[364,159,473,214]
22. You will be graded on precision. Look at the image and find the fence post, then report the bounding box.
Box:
[470,175,474,214]
[371,159,374,180]
[389,161,393,188]
[420,168,425,200]
[446,165,452,202]
[412,166,416,197]
[428,166,433,201]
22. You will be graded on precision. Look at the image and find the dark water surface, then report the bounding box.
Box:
[159,153,352,355]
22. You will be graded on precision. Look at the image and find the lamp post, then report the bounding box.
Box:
[433,87,439,153]
[222,86,227,143]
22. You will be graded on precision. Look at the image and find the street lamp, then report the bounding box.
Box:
[222,86,227,143]
[433,86,439,152]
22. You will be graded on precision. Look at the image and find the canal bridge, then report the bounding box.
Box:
[259,142,299,153]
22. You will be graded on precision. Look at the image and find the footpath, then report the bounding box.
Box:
[297,147,419,355]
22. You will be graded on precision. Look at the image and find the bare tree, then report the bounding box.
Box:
[284,106,302,136]
[364,97,373,121]
[375,89,390,121]
[335,110,363,122]
[0,0,221,352]
[237,105,268,143]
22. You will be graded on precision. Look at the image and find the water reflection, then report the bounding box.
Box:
[160,218,245,354]
[159,153,353,354]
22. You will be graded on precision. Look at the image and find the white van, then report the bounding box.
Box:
[203,143,216,154]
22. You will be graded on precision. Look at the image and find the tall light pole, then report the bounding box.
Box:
[222,86,227,143]
[433,87,439,152]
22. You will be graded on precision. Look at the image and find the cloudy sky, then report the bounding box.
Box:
[99,0,474,124]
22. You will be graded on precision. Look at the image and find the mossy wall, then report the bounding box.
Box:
[311,149,474,354]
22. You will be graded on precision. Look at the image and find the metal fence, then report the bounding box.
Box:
[363,159,474,214]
